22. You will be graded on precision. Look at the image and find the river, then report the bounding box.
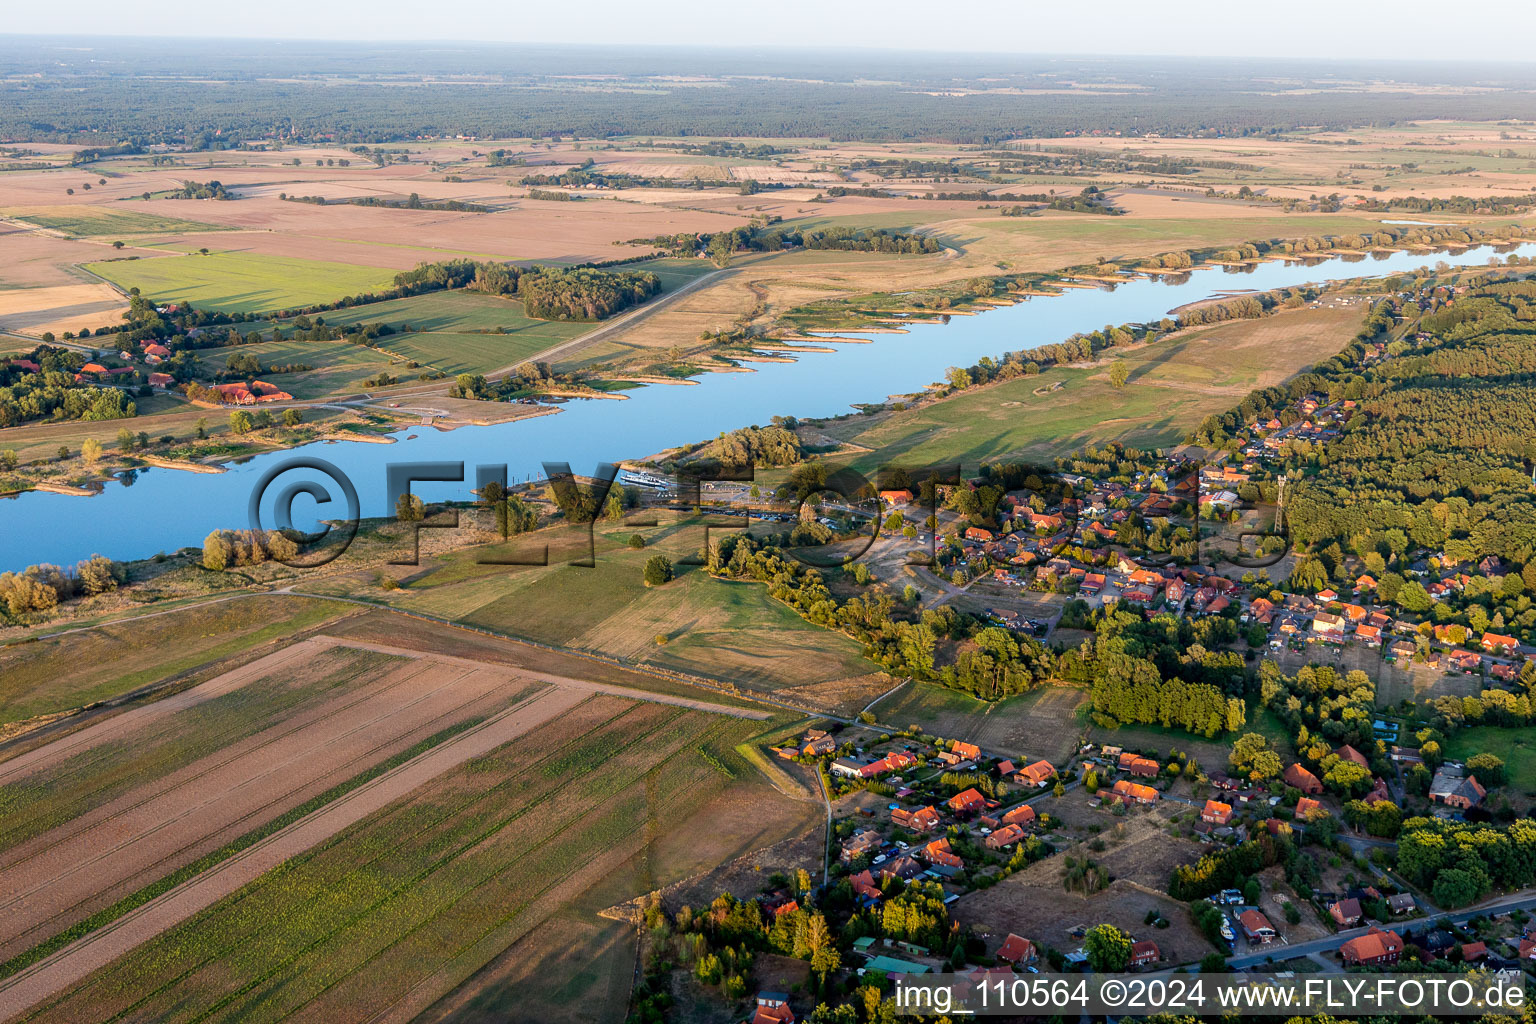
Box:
[2,242,1530,571]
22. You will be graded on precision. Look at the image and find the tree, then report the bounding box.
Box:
[1200,952,1228,973]
[229,410,254,435]
[116,426,136,451]
[112,240,125,250]
[81,438,103,465]
[1084,924,1132,972]
[1109,359,1130,389]
[1467,753,1507,787]
[395,493,425,522]
[0,450,16,472]
[628,534,645,549]
[283,409,303,427]
[643,555,674,586]
[811,945,840,991]
[202,530,231,571]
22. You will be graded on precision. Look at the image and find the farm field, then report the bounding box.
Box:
[355,519,880,697]
[85,251,399,315]
[13,678,795,1024]
[2,207,231,238]
[0,595,355,727]
[821,302,1368,473]
[0,643,548,962]
[874,681,1087,764]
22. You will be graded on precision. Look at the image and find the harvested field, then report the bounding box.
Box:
[0,642,551,960]
[9,675,786,1024]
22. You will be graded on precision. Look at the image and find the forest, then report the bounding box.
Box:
[10,41,1536,145]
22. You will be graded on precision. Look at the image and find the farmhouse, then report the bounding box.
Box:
[1340,927,1403,966]
[1283,763,1323,794]
[1429,766,1485,809]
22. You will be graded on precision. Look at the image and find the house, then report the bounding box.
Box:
[830,757,867,779]
[1429,766,1486,809]
[880,855,922,883]
[1239,909,1277,944]
[142,342,172,359]
[1363,778,1392,806]
[922,837,963,869]
[1081,572,1107,594]
[1311,612,1346,637]
[892,806,940,832]
[148,371,174,388]
[1118,753,1159,778]
[1448,650,1482,672]
[7,358,40,373]
[841,830,884,863]
[1482,632,1520,654]
[996,934,1035,965]
[750,993,795,1024]
[1201,800,1233,825]
[1462,942,1489,963]
[1389,639,1417,660]
[985,824,1027,850]
[878,489,913,506]
[1296,797,1325,818]
[1355,623,1382,646]
[1283,763,1323,794]
[1334,745,1369,768]
[849,869,883,902]
[1387,893,1416,916]
[1014,760,1056,787]
[1129,940,1160,967]
[1001,804,1037,827]
[948,788,986,815]
[964,527,994,542]
[1329,898,1363,928]
[1109,779,1159,805]
[1340,927,1403,966]
[802,735,836,756]
[951,741,981,761]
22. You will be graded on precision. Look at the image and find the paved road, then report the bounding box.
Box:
[1225,891,1536,968]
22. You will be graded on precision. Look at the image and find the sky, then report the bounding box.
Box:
[6,0,1535,61]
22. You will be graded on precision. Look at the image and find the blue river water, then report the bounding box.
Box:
[2,242,1530,571]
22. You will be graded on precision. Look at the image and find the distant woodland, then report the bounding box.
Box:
[9,40,1536,144]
